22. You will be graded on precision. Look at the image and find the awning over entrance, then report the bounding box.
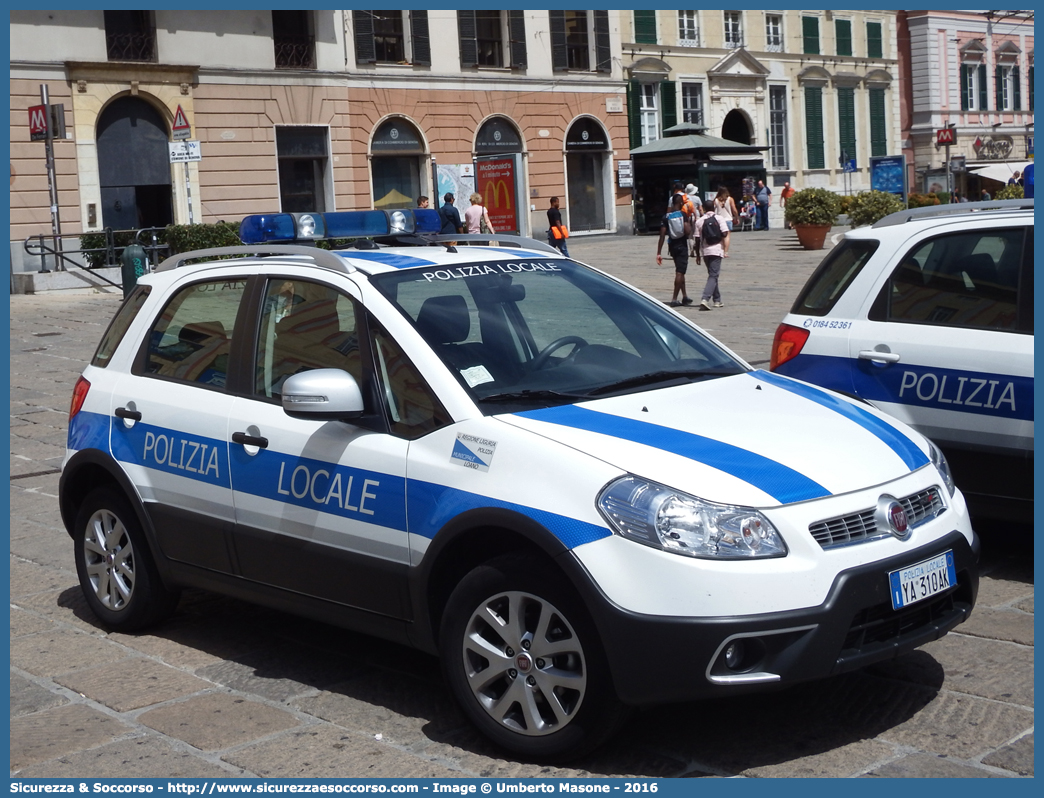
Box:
[968,161,1032,184]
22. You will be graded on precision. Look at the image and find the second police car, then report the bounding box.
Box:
[771,199,1032,523]
[60,208,978,760]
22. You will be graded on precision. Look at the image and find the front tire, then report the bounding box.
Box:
[74,487,179,631]
[440,555,626,761]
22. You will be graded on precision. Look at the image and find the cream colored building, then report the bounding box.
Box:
[10,10,631,271]
[619,10,901,226]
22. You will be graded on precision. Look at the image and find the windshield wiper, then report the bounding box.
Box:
[584,368,741,397]
[479,389,588,404]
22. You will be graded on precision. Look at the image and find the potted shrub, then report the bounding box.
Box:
[784,188,842,250]
[846,190,905,228]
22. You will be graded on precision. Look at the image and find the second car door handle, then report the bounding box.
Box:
[232,431,269,448]
[858,349,901,364]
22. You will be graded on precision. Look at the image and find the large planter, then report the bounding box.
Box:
[794,224,831,250]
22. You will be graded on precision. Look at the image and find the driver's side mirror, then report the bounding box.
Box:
[281,368,365,421]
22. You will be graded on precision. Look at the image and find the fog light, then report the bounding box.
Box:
[723,640,744,670]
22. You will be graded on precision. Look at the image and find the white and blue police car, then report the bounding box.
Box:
[771,199,1032,523]
[61,208,978,760]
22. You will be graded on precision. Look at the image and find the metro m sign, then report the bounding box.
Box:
[29,105,49,141]
[936,127,956,146]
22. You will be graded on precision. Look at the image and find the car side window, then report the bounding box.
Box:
[871,229,1024,332]
[370,319,451,440]
[142,279,246,388]
[255,279,363,400]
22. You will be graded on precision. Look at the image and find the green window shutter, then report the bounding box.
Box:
[960,64,970,110]
[457,11,478,68]
[805,86,825,169]
[869,88,887,157]
[835,19,852,57]
[594,10,611,73]
[1013,66,1021,110]
[353,10,376,64]
[996,65,1003,110]
[549,10,567,71]
[803,17,820,55]
[1030,66,1034,111]
[660,81,677,132]
[866,22,882,58]
[838,87,856,166]
[410,11,430,66]
[508,10,527,69]
[627,80,642,150]
[634,11,656,45]
[978,64,988,110]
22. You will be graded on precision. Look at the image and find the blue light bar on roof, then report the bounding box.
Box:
[414,208,441,233]
[239,209,422,244]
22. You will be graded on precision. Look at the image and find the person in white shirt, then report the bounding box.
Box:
[693,199,731,311]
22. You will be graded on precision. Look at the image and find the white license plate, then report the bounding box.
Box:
[888,550,956,610]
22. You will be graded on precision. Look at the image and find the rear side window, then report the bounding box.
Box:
[91,285,151,367]
[790,240,879,317]
[141,279,247,388]
[869,228,1028,333]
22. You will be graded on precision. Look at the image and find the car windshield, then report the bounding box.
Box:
[370,257,747,412]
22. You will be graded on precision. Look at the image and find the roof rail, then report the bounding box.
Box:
[155,245,355,274]
[423,233,562,254]
[873,198,1033,228]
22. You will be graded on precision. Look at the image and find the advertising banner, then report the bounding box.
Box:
[476,155,521,235]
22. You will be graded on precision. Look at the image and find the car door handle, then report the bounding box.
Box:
[858,350,901,364]
[114,406,142,421]
[232,431,269,449]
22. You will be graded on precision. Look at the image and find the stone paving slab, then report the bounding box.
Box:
[137,693,303,751]
[8,234,1034,779]
[10,703,134,771]
[56,657,215,713]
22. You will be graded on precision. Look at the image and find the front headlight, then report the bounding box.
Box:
[928,440,956,496]
[597,476,787,559]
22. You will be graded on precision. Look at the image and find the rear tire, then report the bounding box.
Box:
[440,555,627,761]
[73,487,179,631]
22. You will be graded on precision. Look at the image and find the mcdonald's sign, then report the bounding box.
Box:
[477,157,519,234]
[28,105,49,141]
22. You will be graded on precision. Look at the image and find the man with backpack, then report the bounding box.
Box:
[693,199,731,311]
[655,193,693,307]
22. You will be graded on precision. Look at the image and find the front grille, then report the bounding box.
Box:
[809,487,946,549]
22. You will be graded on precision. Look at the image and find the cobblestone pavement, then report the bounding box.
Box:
[10,228,1034,778]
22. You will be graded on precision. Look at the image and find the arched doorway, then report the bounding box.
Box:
[565,117,610,232]
[370,117,426,209]
[96,96,173,230]
[721,110,752,145]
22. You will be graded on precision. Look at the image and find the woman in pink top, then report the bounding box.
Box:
[464,193,495,234]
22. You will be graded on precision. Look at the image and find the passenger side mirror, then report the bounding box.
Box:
[281,368,365,421]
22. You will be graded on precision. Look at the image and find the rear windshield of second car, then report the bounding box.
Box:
[790,239,879,317]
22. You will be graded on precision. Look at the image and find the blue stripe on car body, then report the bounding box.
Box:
[337,251,437,270]
[68,410,110,452]
[751,370,929,470]
[776,353,1033,423]
[515,404,831,505]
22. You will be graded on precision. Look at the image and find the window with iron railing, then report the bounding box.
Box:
[104,10,156,62]
[273,11,316,69]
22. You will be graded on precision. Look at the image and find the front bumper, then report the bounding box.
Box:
[561,529,978,706]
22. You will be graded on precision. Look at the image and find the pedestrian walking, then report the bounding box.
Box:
[713,186,739,232]
[1008,170,1023,186]
[547,196,569,255]
[655,193,693,307]
[693,199,731,311]
[779,181,796,228]
[464,192,495,234]
[416,195,430,209]
[685,183,700,254]
[439,193,463,235]
[980,189,991,201]
[755,179,772,230]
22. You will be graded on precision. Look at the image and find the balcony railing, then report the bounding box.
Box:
[106,31,156,62]
[275,34,316,69]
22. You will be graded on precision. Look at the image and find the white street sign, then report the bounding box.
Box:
[169,140,202,163]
